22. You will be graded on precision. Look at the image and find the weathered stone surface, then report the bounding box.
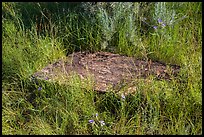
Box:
[32,52,180,93]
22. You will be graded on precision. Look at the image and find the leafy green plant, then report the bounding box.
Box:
[2,2,202,135]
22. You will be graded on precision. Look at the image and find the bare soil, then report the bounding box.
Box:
[33,51,180,93]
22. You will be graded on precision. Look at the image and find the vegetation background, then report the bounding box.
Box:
[2,2,202,135]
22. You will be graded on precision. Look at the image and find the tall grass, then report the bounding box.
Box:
[2,2,202,135]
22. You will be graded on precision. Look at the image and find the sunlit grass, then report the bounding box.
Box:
[2,2,202,135]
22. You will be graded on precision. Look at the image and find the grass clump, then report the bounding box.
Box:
[2,2,202,135]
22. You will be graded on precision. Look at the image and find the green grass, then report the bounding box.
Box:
[2,2,202,135]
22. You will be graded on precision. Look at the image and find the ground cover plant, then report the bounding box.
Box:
[2,2,202,135]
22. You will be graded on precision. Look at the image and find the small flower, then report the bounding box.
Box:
[162,23,166,27]
[38,87,42,91]
[44,77,49,80]
[95,113,98,117]
[158,19,162,23]
[153,26,158,29]
[99,120,105,126]
[89,120,94,123]
[121,93,126,100]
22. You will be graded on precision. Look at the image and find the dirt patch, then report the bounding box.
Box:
[33,51,180,93]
